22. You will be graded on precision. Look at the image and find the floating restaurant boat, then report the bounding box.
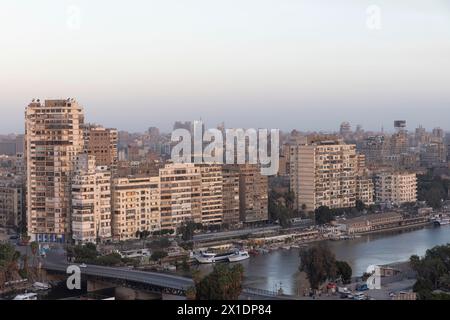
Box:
[194,250,237,264]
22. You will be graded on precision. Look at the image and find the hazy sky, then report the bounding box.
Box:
[1,0,449,133]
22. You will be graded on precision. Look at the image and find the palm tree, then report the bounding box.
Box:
[30,241,39,268]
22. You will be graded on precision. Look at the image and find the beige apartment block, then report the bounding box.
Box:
[374,172,417,205]
[25,99,84,242]
[221,165,240,227]
[290,139,359,212]
[355,154,375,206]
[71,155,112,244]
[198,164,223,225]
[83,124,118,168]
[356,175,375,206]
[159,163,202,231]
[238,164,268,223]
[112,176,160,241]
[0,180,24,229]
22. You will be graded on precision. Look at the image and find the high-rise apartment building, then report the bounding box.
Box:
[221,165,240,227]
[25,99,84,242]
[0,179,24,230]
[159,163,202,230]
[359,135,389,167]
[374,172,417,205]
[290,138,364,212]
[238,164,268,223]
[355,154,375,206]
[83,124,118,168]
[112,176,160,241]
[198,164,223,225]
[71,155,112,244]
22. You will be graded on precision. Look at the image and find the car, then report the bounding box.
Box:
[326,282,337,289]
[353,292,366,300]
[79,263,87,268]
[356,284,369,291]
[347,294,354,299]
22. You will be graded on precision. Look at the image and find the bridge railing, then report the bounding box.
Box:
[242,287,279,297]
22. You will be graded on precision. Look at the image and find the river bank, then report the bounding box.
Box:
[194,224,450,295]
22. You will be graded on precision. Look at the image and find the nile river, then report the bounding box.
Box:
[197,225,450,295]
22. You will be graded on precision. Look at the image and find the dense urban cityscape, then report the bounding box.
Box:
[1,99,450,302]
[1,2,450,316]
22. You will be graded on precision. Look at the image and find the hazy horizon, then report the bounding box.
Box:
[1,0,449,133]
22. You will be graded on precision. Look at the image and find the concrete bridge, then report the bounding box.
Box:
[43,260,194,296]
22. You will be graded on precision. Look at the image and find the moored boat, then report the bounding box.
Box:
[228,251,250,262]
[13,293,38,300]
[195,250,237,264]
[433,218,450,226]
[32,282,51,291]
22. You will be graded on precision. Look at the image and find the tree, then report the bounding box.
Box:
[0,243,22,283]
[70,243,98,263]
[355,200,365,212]
[179,221,197,241]
[299,244,337,290]
[96,253,123,266]
[151,250,168,262]
[410,244,450,299]
[335,260,352,284]
[30,241,39,268]
[149,237,171,250]
[314,206,334,225]
[417,172,449,209]
[195,264,244,300]
[268,190,295,228]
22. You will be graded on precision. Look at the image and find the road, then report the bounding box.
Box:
[193,226,281,242]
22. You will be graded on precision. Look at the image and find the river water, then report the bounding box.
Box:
[197,225,450,295]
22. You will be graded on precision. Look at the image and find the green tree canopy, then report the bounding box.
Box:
[314,206,334,225]
[151,250,168,262]
[195,264,244,300]
[410,244,450,299]
[299,244,337,290]
[335,260,352,284]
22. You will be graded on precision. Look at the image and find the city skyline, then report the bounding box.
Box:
[1,0,450,133]
[1,97,450,135]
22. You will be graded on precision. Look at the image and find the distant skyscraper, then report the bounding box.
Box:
[25,99,84,242]
[339,122,352,137]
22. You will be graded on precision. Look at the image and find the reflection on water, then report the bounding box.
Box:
[196,225,450,295]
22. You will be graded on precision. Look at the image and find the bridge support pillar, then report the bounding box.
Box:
[114,287,161,300]
[87,279,116,292]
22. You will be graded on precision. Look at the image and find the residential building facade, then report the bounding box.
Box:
[374,172,417,205]
[71,155,112,244]
[112,176,160,241]
[25,99,84,242]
